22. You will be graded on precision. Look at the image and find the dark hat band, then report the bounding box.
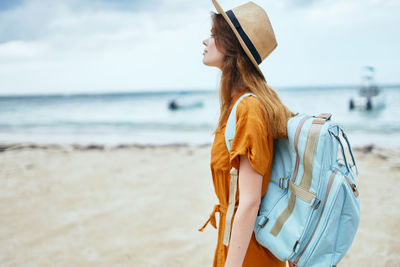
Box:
[226,9,262,65]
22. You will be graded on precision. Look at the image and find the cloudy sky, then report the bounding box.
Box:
[0,0,399,95]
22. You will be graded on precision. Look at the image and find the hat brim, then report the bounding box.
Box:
[211,0,263,76]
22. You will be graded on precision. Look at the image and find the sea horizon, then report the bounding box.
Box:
[1,83,399,98]
[1,85,399,148]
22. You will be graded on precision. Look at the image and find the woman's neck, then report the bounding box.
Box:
[230,87,248,98]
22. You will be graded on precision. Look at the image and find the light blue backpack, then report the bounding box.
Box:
[224,93,360,267]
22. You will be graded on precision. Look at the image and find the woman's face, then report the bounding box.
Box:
[202,33,225,69]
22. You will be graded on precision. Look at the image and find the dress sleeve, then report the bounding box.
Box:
[229,97,273,176]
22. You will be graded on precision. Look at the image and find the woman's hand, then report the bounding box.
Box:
[224,154,263,267]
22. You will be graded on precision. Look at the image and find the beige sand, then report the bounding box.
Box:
[0,143,399,266]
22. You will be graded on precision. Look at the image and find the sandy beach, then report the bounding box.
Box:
[0,143,399,266]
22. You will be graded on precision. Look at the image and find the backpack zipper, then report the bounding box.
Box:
[293,168,338,264]
[344,175,359,197]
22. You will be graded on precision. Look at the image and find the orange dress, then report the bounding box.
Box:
[199,89,286,267]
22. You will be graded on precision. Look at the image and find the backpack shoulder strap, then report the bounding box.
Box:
[222,92,256,246]
[225,93,257,152]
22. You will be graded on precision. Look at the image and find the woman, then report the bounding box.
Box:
[198,1,294,267]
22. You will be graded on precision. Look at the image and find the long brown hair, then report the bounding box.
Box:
[211,12,294,139]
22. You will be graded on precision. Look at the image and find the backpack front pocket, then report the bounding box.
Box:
[294,170,343,266]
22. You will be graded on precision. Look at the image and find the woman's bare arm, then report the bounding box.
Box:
[224,154,263,267]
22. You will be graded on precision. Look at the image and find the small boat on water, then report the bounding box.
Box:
[349,66,385,110]
[168,98,203,111]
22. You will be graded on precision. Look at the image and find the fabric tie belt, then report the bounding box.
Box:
[198,203,239,245]
[199,168,240,246]
[198,204,225,231]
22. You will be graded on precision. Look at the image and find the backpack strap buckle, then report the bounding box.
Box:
[317,113,332,120]
[311,196,321,210]
[279,177,289,189]
[258,216,269,228]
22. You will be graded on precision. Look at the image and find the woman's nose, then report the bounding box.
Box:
[202,38,208,46]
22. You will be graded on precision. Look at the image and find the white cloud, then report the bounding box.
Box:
[256,0,400,87]
[0,0,399,95]
[0,0,216,94]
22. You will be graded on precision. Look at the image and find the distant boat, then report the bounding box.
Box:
[349,66,385,110]
[168,98,203,111]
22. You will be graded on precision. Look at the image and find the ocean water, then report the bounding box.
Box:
[0,87,399,147]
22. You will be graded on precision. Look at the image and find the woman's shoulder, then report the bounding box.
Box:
[235,94,264,117]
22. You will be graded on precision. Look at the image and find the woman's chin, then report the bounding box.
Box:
[202,60,215,67]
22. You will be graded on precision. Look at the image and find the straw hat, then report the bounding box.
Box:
[211,0,277,75]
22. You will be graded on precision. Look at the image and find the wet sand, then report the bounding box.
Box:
[0,143,399,266]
